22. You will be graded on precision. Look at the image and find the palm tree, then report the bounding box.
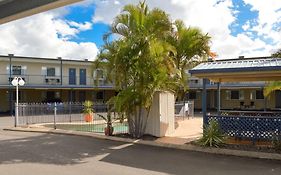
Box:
[264,50,281,97]
[264,81,281,97]
[168,20,211,100]
[96,1,178,138]
[95,1,211,138]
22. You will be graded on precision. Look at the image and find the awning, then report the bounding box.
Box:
[189,57,281,82]
[0,0,82,24]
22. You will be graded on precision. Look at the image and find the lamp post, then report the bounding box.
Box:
[11,77,25,127]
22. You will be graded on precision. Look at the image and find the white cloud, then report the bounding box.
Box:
[0,12,98,60]
[242,0,281,54]
[0,0,280,61]
[242,21,250,31]
[68,21,92,31]
[91,0,281,59]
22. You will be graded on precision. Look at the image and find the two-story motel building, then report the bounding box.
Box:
[1,54,280,114]
[0,54,115,114]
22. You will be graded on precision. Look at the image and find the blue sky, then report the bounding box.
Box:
[63,5,109,47]
[0,0,280,60]
[64,0,262,47]
[229,0,258,36]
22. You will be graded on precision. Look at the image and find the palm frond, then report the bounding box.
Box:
[264,81,281,97]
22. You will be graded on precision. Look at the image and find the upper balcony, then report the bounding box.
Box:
[188,78,266,89]
[0,74,114,89]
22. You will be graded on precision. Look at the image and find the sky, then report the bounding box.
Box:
[0,0,280,60]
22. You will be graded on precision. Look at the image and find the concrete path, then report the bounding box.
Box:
[157,114,203,145]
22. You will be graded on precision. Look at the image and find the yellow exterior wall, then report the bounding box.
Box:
[0,57,93,86]
[193,88,276,110]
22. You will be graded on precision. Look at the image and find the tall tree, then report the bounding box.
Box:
[95,1,211,138]
[264,50,281,97]
[96,1,178,138]
[168,20,211,100]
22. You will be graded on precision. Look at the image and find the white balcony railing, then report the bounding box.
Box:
[0,74,113,87]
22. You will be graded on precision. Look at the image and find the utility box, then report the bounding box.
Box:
[145,91,175,137]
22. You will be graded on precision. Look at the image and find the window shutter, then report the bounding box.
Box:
[250,90,255,100]
[22,66,27,75]
[239,90,244,100]
[55,67,60,76]
[41,67,47,76]
[6,65,10,74]
[226,90,230,100]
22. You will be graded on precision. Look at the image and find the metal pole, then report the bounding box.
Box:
[9,54,13,116]
[15,83,18,127]
[58,57,62,85]
[54,102,57,129]
[217,82,221,115]
[202,78,207,127]
[263,88,267,111]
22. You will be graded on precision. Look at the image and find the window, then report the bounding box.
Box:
[255,90,264,99]
[96,91,104,100]
[79,91,86,102]
[47,68,56,76]
[94,69,104,79]
[231,90,239,100]
[226,90,244,100]
[189,79,199,84]
[188,91,197,100]
[55,92,60,99]
[12,66,22,75]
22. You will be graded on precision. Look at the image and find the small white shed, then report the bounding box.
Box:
[145,91,175,137]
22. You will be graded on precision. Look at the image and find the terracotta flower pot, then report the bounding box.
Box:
[104,126,114,136]
[84,113,93,122]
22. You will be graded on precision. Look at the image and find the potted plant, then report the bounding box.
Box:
[97,113,114,136]
[83,100,94,122]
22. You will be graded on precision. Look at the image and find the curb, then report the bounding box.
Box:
[4,127,281,161]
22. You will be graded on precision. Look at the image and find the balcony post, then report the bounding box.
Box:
[58,57,62,85]
[8,54,13,116]
[202,78,208,127]
[263,88,267,111]
[217,81,221,114]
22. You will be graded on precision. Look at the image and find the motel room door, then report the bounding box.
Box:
[69,68,76,85]
[79,69,86,85]
[275,90,281,108]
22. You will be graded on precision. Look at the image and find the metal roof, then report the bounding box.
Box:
[189,58,281,74]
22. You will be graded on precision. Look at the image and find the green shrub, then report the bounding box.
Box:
[82,100,94,114]
[272,134,281,151]
[198,119,226,148]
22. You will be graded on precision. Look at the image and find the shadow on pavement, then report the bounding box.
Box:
[0,131,280,175]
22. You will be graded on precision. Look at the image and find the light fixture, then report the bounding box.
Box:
[12,77,25,127]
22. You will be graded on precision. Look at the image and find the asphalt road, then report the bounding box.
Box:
[0,117,280,175]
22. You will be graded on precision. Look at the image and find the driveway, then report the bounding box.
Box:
[0,117,280,175]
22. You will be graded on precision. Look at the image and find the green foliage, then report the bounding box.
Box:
[272,134,281,151]
[272,48,281,58]
[82,101,94,114]
[167,19,211,100]
[94,1,211,138]
[264,50,281,97]
[264,81,281,97]
[198,120,226,148]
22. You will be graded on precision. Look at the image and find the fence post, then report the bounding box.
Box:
[54,102,57,129]
[69,102,72,123]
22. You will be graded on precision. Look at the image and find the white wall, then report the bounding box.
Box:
[145,91,175,137]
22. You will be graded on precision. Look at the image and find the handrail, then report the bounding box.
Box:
[220,110,281,114]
